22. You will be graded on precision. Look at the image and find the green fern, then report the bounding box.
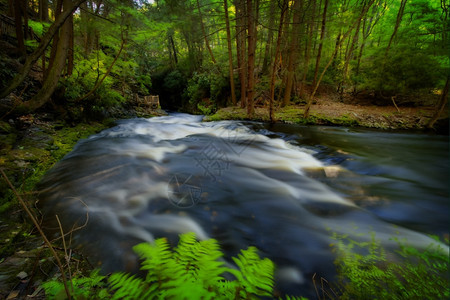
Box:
[42,232,285,299]
[331,232,449,300]
[42,269,108,299]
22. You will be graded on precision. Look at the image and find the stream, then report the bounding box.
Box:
[37,113,449,297]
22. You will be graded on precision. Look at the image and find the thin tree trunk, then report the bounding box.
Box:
[246,0,258,117]
[39,0,49,21]
[282,0,303,107]
[427,76,449,129]
[14,0,26,55]
[76,38,126,102]
[299,0,316,97]
[67,10,74,76]
[23,0,72,111]
[170,35,178,64]
[304,0,375,118]
[0,0,86,100]
[384,0,407,59]
[196,0,217,64]
[269,0,288,122]
[312,0,328,88]
[343,13,362,82]
[7,0,14,17]
[276,3,292,102]
[23,0,28,41]
[224,0,236,105]
[262,0,276,74]
[45,0,63,80]
[235,0,247,108]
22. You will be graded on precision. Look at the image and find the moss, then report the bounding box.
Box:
[0,121,13,133]
[204,107,248,121]
[0,121,107,215]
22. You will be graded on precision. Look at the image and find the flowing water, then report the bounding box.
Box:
[37,114,449,297]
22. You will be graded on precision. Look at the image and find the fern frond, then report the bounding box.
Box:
[41,280,65,299]
[231,246,275,297]
[108,272,149,300]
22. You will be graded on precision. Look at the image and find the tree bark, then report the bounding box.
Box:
[13,0,26,55]
[169,34,178,65]
[0,0,86,101]
[304,0,375,118]
[384,0,407,59]
[23,0,73,111]
[299,0,316,97]
[262,0,276,74]
[224,0,237,105]
[269,0,288,122]
[76,38,126,102]
[427,76,449,129]
[282,0,303,107]
[39,0,49,21]
[196,0,217,64]
[67,8,74,76]
[235,0,247,108]
[7,0,14,17]
[312,0,328,88]
[46,0,63,80]
[246,0,258,117]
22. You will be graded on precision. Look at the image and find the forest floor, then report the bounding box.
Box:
[0,95,448,299]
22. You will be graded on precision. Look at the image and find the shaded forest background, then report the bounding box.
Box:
[0,0,448,123]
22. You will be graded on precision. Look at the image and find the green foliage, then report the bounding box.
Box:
[42,232,281,299]
[361,45,445,94]
[331,232,449,300]
[186,72,211,103]
[28,20,46,37]
[42,270,108,299]
[185,71,229,114]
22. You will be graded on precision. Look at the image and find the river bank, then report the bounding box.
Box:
[0,99,447,298]
[205,98,449,134]
[0,107,166,298]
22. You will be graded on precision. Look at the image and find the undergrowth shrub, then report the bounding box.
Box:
[331,232,449,300]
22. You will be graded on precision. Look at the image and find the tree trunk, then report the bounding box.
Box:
[384,0,407,59]
[76,38,126,102]
[14,0,26,55]
[276,3,292,102]
[246,0,258,117]
[235,0,247,108]
[67,9,74,76]
[262,0,276,74]
[299,0,316,97]
[343,14,362,81]
[282,0,303,107]
[224,0,237,106]
[427,76,449,129]
[0,0,86,101]
[45,0,63,80]
[23,0,72,111]
[269,0,288,122]
[312,0,328,88]
[39,0,49,21]
[196,0,217,64]
[304,0,375,118]
[170,34,178,65]
[7,0,14,17]
[340,3,365,97]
